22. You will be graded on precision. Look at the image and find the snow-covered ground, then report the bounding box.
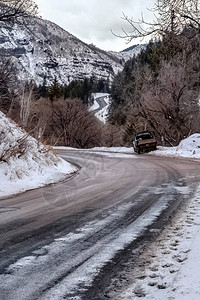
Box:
[109,44,146,62]
[90,146,134,153]
[91,133,200,159]
[56,134,200,159]
[152,134,200,159]
[124,134,200,300]
[0,111,77,198]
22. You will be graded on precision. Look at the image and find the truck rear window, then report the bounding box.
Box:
[136,133,153,140]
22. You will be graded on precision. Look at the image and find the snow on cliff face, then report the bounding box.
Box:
[0,111,77,198]
[0,18,144,86]
[0,18,125,86]
[110,44,146,62]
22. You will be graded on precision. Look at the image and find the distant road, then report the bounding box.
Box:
[92,95,108,115]
[1,150,200,299]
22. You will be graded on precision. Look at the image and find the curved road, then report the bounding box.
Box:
[0,150,200,299]
[92,95,108,115]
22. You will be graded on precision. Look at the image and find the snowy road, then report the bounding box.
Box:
[91,96,107,115]
[0,150,200,299]
[89,93,110,123]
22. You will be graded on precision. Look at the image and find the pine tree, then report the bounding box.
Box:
[47,76,62,102]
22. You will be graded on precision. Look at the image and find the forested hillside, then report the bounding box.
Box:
[108,0,200,146]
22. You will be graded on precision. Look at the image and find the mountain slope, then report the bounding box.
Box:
[0,18,125,86]
[110,44,146,62]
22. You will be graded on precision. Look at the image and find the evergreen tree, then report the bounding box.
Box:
[47,76,62,102]
[37,78,47,98]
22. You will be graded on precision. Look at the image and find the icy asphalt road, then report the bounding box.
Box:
[0,150,200,299]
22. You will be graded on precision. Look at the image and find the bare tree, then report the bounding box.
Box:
[138,59,200,145]
[103,124,124,147]
[20,83,34,127]
[0,0,38,25]
[0,57,20,114]
[50,98,103,148]
[29,97,52,142]
[116,0,200,42]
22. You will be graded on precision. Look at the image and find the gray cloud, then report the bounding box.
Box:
[35,0,155,51]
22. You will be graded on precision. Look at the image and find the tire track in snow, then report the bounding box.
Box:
[0,182,186,300]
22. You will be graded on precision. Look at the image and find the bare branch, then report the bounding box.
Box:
[114,0,200,43]
[0,0,39,26]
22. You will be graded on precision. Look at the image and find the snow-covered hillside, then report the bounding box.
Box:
[0,18,124,86]
[0,18,145,86]
[110,44,146,62]
[0,111,76,198]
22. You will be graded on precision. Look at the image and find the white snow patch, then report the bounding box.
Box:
[55,146,134,154]
[153,134,200,159]
[93,93,110,100]
[55,146,135,159]
[109,44,146,62]
[91,146,134,154]
[0,111,77,198]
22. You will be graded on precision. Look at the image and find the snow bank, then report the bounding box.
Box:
[94,134,200,159]
[93,93,109,99]
[92,134,200,159]
[91,146,134,153]
[56,134,200,160]
[153,134,200,159]
[0,112,77,198]
[54,146,135,156]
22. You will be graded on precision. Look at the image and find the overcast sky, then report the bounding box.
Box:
[34,0,155,52]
